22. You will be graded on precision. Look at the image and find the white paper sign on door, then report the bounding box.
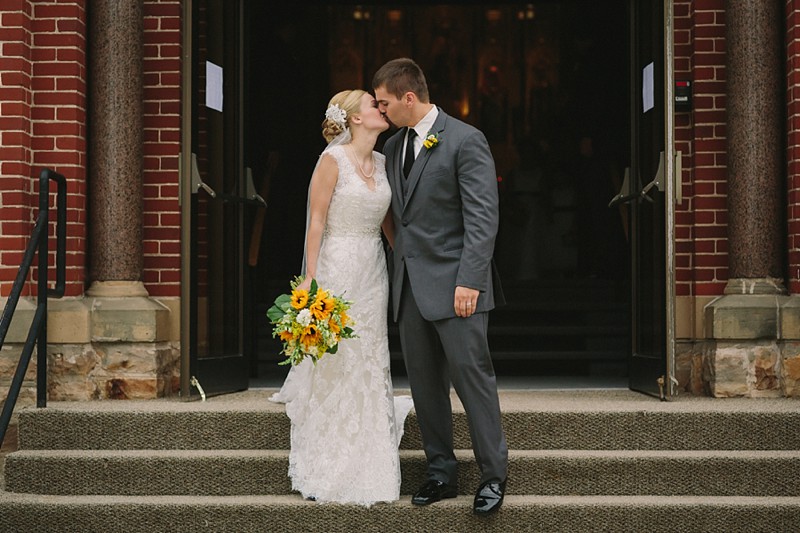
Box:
[206,61,223,112]
[642,62,654,114]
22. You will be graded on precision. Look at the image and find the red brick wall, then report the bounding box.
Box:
[788,0,800,294]
[673,0,728,297]
[0,1,87,298]
[0,1,182,299]
[142,0,182,298]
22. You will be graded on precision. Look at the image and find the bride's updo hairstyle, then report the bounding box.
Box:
[321,89,366,143]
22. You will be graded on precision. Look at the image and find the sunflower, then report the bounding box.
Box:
[310,291,336,320]
[300,323,320,347]
[328,317,341,334]
[279,329,295,342]
[290,289,309,309]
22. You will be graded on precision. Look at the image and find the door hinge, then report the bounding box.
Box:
[657,375,667,402]
[190,375,207,402]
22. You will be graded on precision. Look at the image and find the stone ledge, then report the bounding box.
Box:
[0,296,177,344]
[704,294,790,340]
[89,296,170,343]
[781,297,800,340]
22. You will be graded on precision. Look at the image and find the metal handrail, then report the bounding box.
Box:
[0,168,66,446]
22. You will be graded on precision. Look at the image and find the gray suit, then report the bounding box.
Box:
[385,108,508,485]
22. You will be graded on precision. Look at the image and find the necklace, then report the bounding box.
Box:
[347,144,375,179]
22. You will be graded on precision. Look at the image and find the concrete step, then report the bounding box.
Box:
[17,390,800,451]
[5,448,800,497]
[1,493,798,533]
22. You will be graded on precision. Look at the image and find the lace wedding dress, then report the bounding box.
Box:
[271,145,413,506]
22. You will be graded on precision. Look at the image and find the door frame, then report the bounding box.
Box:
[175,1,678,397]
[179,0,250,399]
[179,0,193,399]
[663,0,677,398]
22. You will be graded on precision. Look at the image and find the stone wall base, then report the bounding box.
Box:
[0,341,180,406]
[0,295,181,418]
[676,340,800,398]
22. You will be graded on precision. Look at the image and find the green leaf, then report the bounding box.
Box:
[274,293,291,307]
[310,278,318,295]
[327,344,338,355]
[267,305,285,323]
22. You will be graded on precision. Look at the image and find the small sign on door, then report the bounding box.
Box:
[206,61,223,112]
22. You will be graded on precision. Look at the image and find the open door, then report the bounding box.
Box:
[180,0,250,398]
[626,0,668,397]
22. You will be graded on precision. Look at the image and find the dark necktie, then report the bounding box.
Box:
[403,129,417,179]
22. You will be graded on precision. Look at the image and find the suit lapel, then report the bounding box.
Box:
[403,110,447,212]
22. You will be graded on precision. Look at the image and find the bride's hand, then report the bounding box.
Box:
[297,276,312,292]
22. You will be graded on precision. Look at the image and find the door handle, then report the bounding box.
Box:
[608,151,665,207]
[245,167,267,208]
[191,153,217,197]
[608,167,631,207]
[638,151,664,200]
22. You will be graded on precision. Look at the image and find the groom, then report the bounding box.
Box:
[373,58,508,515]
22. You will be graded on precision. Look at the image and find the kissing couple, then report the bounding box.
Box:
[271,57,508,515]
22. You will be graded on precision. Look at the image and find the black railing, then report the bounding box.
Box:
[0,168,66,446]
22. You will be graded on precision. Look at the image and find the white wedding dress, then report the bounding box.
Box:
[270,145,413,506]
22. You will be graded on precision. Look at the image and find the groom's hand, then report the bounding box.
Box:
[454,286,479,318]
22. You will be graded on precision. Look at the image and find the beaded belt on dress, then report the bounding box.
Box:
[323,227,380,237]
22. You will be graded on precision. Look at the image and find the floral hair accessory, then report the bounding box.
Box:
[423,131,441,150]
[325,104,348,129]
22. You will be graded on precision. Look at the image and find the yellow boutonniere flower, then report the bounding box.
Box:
[423,132,441,150]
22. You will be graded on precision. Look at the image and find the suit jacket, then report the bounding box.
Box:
[385,108,504,322]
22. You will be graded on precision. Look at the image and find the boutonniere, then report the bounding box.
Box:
[423,131,441,150]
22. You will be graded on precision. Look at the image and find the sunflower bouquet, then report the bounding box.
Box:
[267,277,355,366]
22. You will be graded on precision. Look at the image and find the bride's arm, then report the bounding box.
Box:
[300,154,338,290]
[381,210,395,249]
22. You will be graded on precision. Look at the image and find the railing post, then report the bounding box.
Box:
[37,170,50,409]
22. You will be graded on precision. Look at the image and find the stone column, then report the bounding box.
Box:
[725,0,784,292]
[80,0,176,399]
[87,0,146,298]
[704,0,798,397]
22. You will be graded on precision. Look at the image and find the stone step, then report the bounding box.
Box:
[5,448,799,497]
[1,493,798,533]
[16,390,800,451]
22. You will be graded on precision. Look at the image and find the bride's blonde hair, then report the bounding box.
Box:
[321,89,366,143]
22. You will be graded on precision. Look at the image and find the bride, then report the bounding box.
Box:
[270,89,413,506]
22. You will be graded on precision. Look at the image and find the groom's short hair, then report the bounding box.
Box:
[373,58,430,103]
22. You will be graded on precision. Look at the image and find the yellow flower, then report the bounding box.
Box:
[290,289,309,309]
[423,132,440,150]
[269,278,357,366]
[300,323,321,346]
[310,290,336,320]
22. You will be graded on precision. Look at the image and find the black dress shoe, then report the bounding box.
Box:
[411,479,458,506]
[473,479,506,515]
